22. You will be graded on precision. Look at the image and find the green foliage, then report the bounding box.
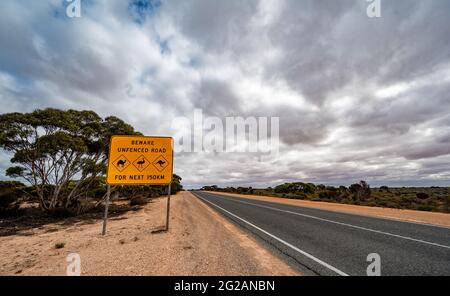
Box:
[274,182,315,194]
[349,180,371,201]
[0,108,139,212]
[417,204,433,211]
[317,184,326,190]
[54,242,66,249]
[130,197,148,206]
[171,174,183,193]
[416,192,429,200]
[47,207,76,218]
[319,190,338,200]
[0,181,25,217]
[0,181,25,191]
[202,181,449,213]
[200,185,253,194]
[0,191,19,211]
[445,196,450,212]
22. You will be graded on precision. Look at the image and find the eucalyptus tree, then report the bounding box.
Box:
[0,108,139,212]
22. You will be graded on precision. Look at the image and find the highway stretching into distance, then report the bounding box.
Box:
[192,191,450,276]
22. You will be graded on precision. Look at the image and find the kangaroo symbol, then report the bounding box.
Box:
[137,158,146,169]
[156,160,166,167]
[117,159,127,168]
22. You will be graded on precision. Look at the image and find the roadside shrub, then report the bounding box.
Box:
[291,193,307,200]
[349,183,362,193]
[338,186,349,199]
[318,189,340,200]
[0,181,25,218]
[0,191,17,209]
[366,201,378,207]
[318,192,330,200]
[445,196,450,213]
[349,180,371,201]
[0,195,23,218]
[91,187,108,199]
[236,187,253,194]
[274,182,315,194]
[54,242,65,249]
[47,207,76,218]
[417,204,433,212]
[274,184,289,193]
[0,181,25,191]
[416,193,429,200]
[130,197,147,206]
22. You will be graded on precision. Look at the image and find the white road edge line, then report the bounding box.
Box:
[196,195,349,276]
[210,193,450,250]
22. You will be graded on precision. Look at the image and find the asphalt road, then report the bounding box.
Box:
[192,191,450,276]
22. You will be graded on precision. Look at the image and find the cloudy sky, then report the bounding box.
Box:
[1,0,450,188]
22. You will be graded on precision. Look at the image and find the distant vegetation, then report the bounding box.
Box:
[201,181,450,213]
[0,176,182,219]
[0,108,183,219]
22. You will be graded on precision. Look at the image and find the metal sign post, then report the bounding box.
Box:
[165,183,171,231]
[102,184,111,236]
[104,136,174,235]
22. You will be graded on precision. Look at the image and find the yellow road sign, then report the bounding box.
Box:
[106,136,173,185]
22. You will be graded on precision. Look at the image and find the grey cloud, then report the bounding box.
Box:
[164,0,259,52]
[0,0,449,187]
[275,107,335,145]
[263,0,450,105]
[403,144,450,161]
[195,78,241,116]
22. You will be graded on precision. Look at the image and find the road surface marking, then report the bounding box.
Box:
[196,195,349,276]
[210,193,450,250]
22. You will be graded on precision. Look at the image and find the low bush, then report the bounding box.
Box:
[0,181,25,218]
[416,193,429,200]
[199,182,448,213]
[47,208,76,218]
[130,197,148,206]
[293,193,307,200]
[274,182,315,194]
[0,192,17,209]
[445,196,450,213]
[318,188,343,201]
[54,242,65,249]
[417,204,433,212]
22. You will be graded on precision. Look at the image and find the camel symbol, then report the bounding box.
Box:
[116,159,127,168]
[137,158,146,169]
